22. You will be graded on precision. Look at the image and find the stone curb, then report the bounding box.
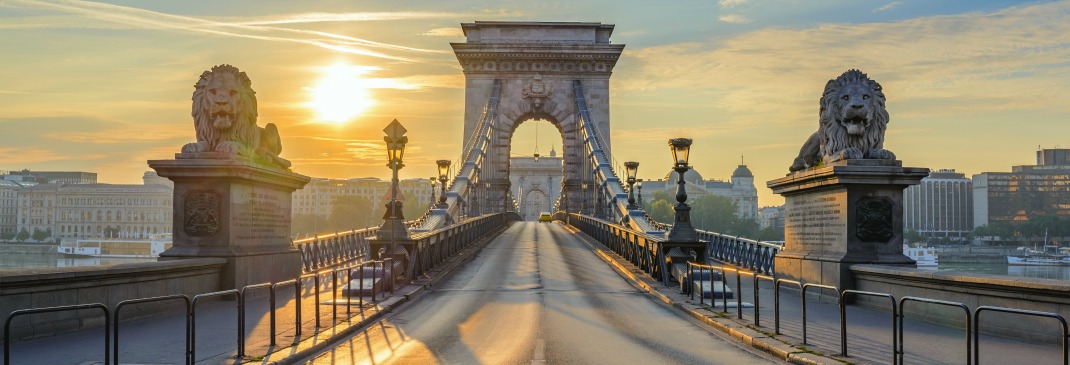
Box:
[263,222,514,365]
[561,224,845,365]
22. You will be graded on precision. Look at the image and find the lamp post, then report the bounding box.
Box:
[429,177,436,209]
[581,182,589,215]
[667,138,698,242]
[636,179,644,208]
[436,160,451,208]
[625,161,639,210]
[380,119,410,242]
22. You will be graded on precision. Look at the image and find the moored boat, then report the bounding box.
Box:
[904,244,939,267]
[57,233,172,258]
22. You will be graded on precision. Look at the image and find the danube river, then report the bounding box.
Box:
[3,253,1069,281]
[0,253,154,269]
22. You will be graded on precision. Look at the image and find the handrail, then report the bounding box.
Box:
[974,306,1069,365]
[899,296,970,365]
[190,290,240,362]
[5,304,110,365]
[114,295,190,365]
[841,290,896,361]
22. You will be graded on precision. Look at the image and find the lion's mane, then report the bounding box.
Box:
[789,69,895,172]
[189,64,259,155]
[180,64,288,168]
[819,69,890,161]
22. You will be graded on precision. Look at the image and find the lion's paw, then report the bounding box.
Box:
[182,141,209,153]
[868,148,896,160]
[843,147,864,160]
[215,141,245,155]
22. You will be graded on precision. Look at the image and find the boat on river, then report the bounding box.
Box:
[903,244,939,267]
[57,233,172,258]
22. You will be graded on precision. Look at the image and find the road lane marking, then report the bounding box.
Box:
[531,338,546,364]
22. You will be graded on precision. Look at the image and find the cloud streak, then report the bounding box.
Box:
[0,0,454,61]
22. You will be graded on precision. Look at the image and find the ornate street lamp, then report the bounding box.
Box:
[429,177,436,209]
[380,119,410,241]
[636,179,644,208]
[667,138,698,241]
[436,160,451,208]
[534,152,540,163]
[581,181,589,215]
[625,161,639,210]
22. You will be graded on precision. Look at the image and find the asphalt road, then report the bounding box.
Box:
[298,222,779,365]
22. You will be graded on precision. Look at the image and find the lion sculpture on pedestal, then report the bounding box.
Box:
[789,69,895,172]
[181,64,290,168]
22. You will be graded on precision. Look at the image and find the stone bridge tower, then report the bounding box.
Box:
[451,21,624,213]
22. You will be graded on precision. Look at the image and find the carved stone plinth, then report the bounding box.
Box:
[149,154,310,289]
[768,160,928,291]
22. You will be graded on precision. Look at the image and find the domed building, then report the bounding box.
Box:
[642,164,758,219]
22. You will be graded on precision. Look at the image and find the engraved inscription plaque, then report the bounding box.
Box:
[784,191,846,249]
[233,189,291,243]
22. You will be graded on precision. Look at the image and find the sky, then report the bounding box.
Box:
[1,0,1068,207]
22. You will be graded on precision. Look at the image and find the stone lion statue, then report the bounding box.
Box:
[789,69,896,172]
[181,64,290,168]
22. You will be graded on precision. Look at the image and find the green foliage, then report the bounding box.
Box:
[329,195,377,232]
[15,228,29,242]
[903,229,925,244]
[31,228,49,242]
[645,191,760,239]
[756,225,784,242]
[0,230,14,240]
[401,194,428,221]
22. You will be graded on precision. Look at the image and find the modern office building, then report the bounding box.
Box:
[904,169,973,238]
[973,149,1070,227]
[2,170,96,184]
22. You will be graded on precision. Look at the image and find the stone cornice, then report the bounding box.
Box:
[451,43,624,75]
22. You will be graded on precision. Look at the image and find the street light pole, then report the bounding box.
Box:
[436,160,451,209]
[380,119,410,246]
[667,138,698,242]
[625,161,639,210]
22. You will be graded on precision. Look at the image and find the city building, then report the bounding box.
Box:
[292,177,433,219]
[904,169,973,239]
[0,180,24,236]
[757,206,784,230]
[509,148,563,220]
[973,148,1070,227]
[640,164,759,219]
[2,170,96,184]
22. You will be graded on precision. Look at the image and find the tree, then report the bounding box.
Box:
[645,199,675,224]
[0,230,14,241]
[402,194,428,221]
[903,229,925,245]
[328,195,376,232]
[15,226,29,241]
[756,225,784,242]
[32,228,50,242]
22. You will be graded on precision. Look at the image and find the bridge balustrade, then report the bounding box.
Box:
[292,227,377,273]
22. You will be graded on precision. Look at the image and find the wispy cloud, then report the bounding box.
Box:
[718,0,749,8]
[207,12,466,25]
[422,27,465,37]
[718,14,751,24]
[0,0,451,61]
[874,2,903,13]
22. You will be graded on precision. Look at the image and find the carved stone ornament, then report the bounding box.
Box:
[180,64,292,169]
[522,74,553,111]
[789,69,897,172]
[184,191,221,237]
[855,197,893,243]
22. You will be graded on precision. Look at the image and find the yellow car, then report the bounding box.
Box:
[538,212,552,222]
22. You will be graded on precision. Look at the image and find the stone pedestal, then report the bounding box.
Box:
[149,153,310,290]
[767,160,928,291]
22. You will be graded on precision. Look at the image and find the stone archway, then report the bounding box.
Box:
[452,21,625,212]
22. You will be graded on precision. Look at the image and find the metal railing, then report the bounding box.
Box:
[3,212,518,365]
[292,227,377,273]
[566,213,1070,364]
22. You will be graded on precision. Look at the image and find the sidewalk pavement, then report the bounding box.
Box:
[0,226,502,365]
[567,225,1066,365]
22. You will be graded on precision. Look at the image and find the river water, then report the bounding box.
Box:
[3,253,1069,281]
[0,253,154,270]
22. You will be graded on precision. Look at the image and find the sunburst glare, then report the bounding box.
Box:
[306,62,378,124]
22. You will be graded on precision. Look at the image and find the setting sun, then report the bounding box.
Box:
[306,62,377,124]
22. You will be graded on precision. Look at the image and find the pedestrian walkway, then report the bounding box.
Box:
[576,226,1067,365]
